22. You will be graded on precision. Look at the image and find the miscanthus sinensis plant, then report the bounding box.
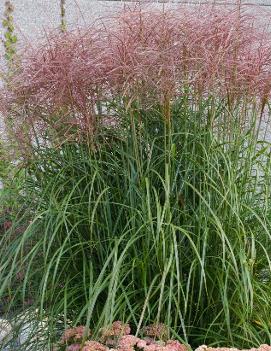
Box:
[1,3,271,350]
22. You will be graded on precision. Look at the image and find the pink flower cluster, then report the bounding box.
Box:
[101,321,131,340]
[117,335,187,351]
[83,341,109,351]
[57,322,271,351]
[61,325,91,343]
[66,345,82,351]
[57,322,187,351]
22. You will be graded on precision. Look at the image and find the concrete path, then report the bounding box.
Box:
[1,1,271,45]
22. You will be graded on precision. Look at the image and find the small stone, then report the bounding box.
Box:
[0,318,12,343]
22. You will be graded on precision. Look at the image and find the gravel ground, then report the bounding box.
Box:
[1,1,122,42]
[1,0,271,44]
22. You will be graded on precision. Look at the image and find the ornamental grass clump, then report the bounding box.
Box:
[1,3,271,350]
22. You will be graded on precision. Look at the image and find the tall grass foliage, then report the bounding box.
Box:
[1,3,271,350]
